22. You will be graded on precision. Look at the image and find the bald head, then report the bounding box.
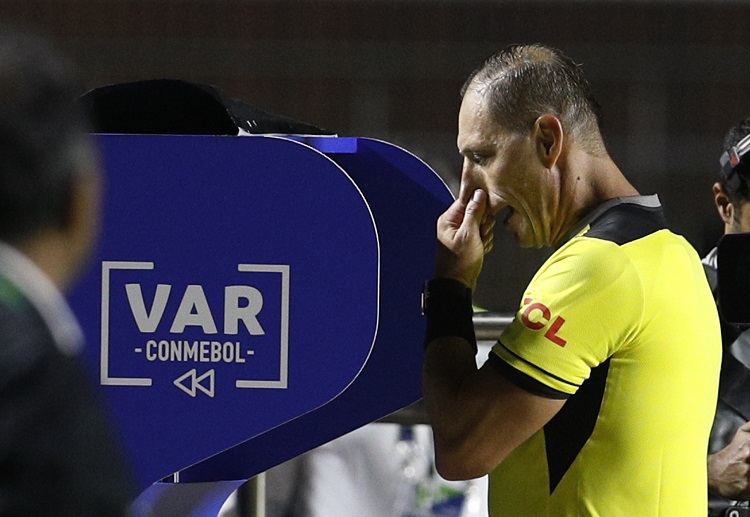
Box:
[462,44,606,156]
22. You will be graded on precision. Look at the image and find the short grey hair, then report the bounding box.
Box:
[462,44,606,156]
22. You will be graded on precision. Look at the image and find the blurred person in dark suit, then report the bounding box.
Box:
[0,27,133,516]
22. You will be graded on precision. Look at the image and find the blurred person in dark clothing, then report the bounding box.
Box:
[0,27,133,516]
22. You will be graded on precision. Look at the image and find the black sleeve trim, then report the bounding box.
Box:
[487,353,571,400]
[495,340,580,388]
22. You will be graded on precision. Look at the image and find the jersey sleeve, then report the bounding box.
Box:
[491,236,644,397]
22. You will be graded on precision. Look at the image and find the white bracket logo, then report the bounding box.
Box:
[100,261,290,392]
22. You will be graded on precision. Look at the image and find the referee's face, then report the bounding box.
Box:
[457,87,558,248]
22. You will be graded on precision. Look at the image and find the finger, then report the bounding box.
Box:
[479,202,495,252]
[458,178,473,205]
[480,215,495,239]
[438,195,469,232]
[461,189,488,232]
[739,421,750,433]
[484,230,495,254]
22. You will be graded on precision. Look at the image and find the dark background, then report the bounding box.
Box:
[5,0,747,310]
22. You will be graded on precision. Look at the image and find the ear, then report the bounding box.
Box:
[713,182,735,226]
[533,114,563,169]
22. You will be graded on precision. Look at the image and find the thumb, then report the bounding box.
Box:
[459,189,488,235]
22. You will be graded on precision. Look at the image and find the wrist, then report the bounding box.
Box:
[433,270,474,289]
[707,452,730,498]
[422,277,476,353]
[707,454,720,496]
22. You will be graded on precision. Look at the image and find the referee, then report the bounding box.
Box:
[422,44,721,515]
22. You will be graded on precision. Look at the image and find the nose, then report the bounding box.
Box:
[459,160,484,199]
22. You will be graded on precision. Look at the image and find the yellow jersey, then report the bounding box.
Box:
[489,196,721,516]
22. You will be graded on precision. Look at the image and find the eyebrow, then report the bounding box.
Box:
[458,143,490,156]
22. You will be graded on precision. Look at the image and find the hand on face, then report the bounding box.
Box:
[434,188,495,291]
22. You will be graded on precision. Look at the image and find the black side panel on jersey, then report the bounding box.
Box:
[585,204,667,245]
[544,359,610,493]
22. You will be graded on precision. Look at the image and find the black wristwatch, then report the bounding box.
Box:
[421,277,472,316]
[421,278,476,352]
